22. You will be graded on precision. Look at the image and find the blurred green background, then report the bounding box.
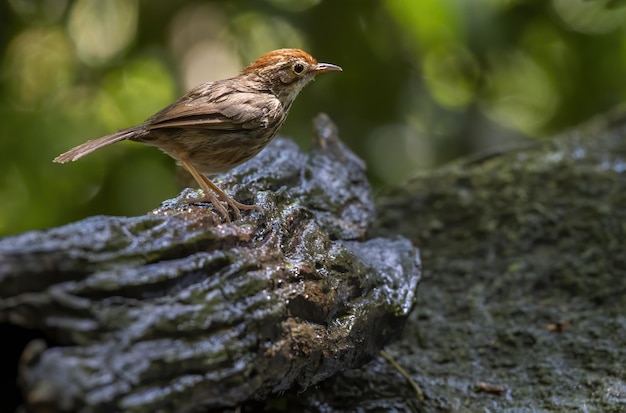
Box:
[1,0,626,236]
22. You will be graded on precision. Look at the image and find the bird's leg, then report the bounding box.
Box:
[197,174,261,213]
[177,154,231,221]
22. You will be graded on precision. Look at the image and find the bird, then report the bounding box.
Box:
[54,48,342,221]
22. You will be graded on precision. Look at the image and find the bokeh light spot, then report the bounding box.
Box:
[68,0,138,66]
[481,52,559,135]
[552,0,626,35]
[4,26,75,105]
[422,44,480,109]
[95,57,176,131]
[8,0,68,22]
[230,13,306,63]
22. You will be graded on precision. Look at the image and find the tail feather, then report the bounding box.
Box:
[53,129,138,163]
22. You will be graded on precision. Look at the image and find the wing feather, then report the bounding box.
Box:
[144,80,281,132]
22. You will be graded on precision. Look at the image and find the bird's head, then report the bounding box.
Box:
[242,48,342,104]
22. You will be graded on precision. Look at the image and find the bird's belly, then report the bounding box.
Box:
[139,125,281,175]
[189,130,275,175]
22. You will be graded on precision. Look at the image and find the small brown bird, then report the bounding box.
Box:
[54,48,342,221]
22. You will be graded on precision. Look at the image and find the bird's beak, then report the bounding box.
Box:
[314,62,343,73]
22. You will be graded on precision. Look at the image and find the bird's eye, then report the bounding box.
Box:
[293,63,305,74]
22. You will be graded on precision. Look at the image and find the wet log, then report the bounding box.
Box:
[0,114,421,413]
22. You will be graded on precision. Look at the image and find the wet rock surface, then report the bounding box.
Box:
[370,118,626,413]
[274,117,626,412]
[0,114,420,413]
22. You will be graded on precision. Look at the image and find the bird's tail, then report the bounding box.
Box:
[53,128,138,163]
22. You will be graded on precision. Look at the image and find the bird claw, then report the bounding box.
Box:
[185,194,259,222]
[222,197,261,220]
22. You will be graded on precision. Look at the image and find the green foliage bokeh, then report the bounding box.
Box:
[1,0,626,236]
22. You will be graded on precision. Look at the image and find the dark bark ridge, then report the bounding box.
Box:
[0,114,421,413]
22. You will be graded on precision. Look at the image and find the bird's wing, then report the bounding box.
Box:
[145,81,281,131]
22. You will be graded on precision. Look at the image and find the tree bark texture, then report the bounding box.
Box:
[0,114,420,413]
